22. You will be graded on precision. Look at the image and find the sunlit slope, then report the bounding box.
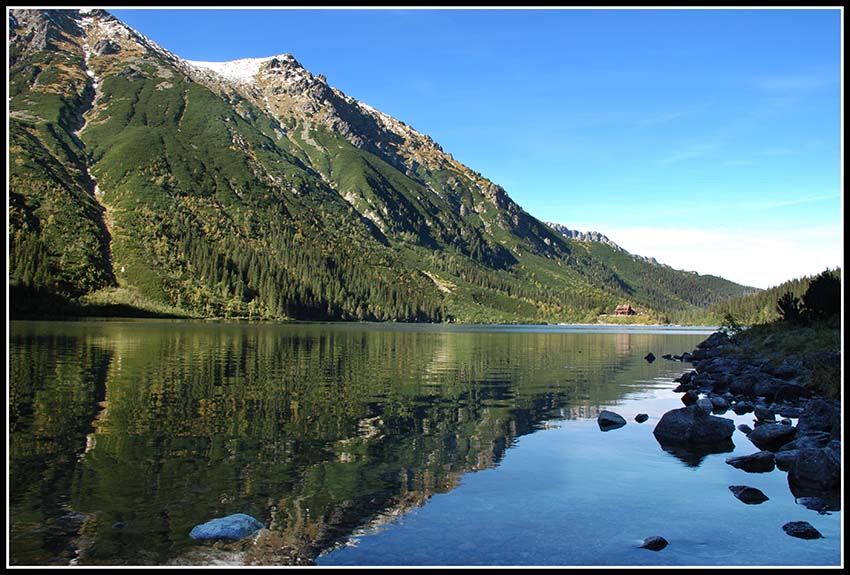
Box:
[8,9,754,322]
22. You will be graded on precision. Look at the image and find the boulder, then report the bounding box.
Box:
[737,424,753,435]
[754,404,775,422]
[729,485,769,504]
[640,536,668,551]
[189,513,265,541]
[747,423,796,451]
[773,381,810,404]
[634,413,649,424]
[597,410,627,431]
[787,442,841,498]
[782,521,823,540]
[709,395,729,413]
[796,399,841,439]
[772,360,799,380]
[732,401,754,415]
[725,451,775,473]
[777,404,804,419]
[653,405,735,445]
[695,398,714,415]
[696,331,729,349]
[778,431,832,452]
[681,390,699,406]
[774,450,797,471]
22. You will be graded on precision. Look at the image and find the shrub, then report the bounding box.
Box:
[801,270,841,321]
[777,291,803,324]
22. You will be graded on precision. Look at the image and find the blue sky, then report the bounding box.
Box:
[110,7,843,289]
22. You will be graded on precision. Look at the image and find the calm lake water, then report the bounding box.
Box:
[8,320,842,567]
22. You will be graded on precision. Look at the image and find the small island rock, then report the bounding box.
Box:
[782,521,823,540]
[725,451,775,473]
[653,405,735,445]
[189,513,265,541]
[598,410,627,431]
[640,536,668,551]
[729,485,769,504]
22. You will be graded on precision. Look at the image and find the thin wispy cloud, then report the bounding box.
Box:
[741,193,841,211]
[635,110,690,128]
[657,142,720,166]
[750,70,839,95]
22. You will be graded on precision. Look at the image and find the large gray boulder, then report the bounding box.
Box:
[189,513,265,541]
[653,405,735,445]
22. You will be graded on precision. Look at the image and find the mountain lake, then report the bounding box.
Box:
[8,320,842,567]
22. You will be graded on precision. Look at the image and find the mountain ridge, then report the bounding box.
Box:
[8,8,755,323]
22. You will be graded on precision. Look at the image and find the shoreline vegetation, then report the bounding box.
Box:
[9,268,839,326]
[9,270,842,401]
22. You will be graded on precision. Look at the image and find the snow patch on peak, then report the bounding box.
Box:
[187,56,278,84]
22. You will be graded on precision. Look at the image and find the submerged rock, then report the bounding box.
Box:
[640,536,668,551]
[729,485,769,504]
[189,513,265,541]
[782,521,823,540]
[597,410,627,431]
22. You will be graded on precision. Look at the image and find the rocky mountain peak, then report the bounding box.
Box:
[545,221,662,266]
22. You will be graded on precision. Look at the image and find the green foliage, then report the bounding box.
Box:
[706,269,840,327]
[777,291,803,324]
[801,269,841,321]
[719,312,743,335]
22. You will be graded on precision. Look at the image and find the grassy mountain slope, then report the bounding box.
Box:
[8,9,755,323]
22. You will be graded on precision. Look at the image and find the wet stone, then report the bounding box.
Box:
[640,536,668,551]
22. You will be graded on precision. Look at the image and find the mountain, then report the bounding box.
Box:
[8,8,754,323]
[545,222,662,266]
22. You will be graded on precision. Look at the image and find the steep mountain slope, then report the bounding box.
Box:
[8,9,753,323]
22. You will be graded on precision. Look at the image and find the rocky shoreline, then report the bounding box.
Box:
[657,330,841,534]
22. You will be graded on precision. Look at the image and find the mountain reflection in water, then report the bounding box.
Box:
[14,321,828,567]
